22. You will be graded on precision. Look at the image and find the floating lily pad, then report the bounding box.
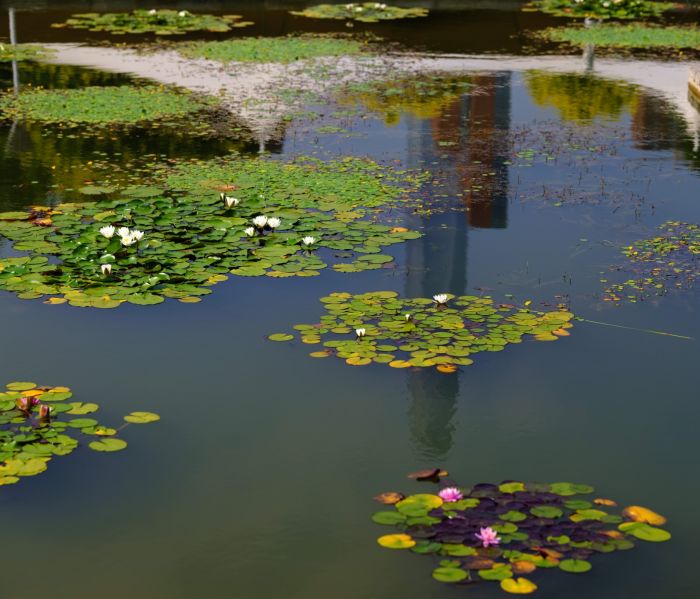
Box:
[0,44,53,62]
[372,477,670,594]
[603,222,699,304]
[0,157,424,308]
[525,0,673,20]
[52,10,253,35]
[270,292,574,372]
[123,411,160,424]
[291,3,429,22]
[0,381,155,489]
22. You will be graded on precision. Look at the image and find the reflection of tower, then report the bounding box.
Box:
[402,72,512,460]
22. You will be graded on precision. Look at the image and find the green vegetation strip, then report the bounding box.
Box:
[0,43,53,62]
[0,85,215,125]
[52,9,253,35]
[269,291,573,371]
[0,381,158,488]
[0,156,425,308]
[525,0,674,19]
[178,35,367,64]
[290,3,429,22]
[543,24,700,49]
[372,475,670,595]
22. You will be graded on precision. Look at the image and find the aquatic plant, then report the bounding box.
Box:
[0,381,158,488]
[0,85,216,126]
[290,3,429,23]
[52,10,253,35]
[0,156,424,308]
[525,0,674,20]
[268,291,573,371]
[540,23,700,49]
[372,475,670,594]
[602,221,700,303]
[0,43,53,62]
[178,35,366,64]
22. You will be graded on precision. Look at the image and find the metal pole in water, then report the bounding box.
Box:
[9,7,17,45]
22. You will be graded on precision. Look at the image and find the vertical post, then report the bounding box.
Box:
[9,7,17,45]
[9,8,19,94]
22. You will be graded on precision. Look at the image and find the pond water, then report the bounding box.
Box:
[0,3,699,599]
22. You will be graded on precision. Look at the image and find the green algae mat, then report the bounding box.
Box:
[0,156,426,308]
[0,85,216,126]
[269,291,574,371]
[0,381,158,488]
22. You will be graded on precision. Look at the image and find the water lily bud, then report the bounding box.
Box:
[405,313,411,321]
[99,225,115,239]
[101,263,112,276]
[356,327,366,338]
[39,405,51,420]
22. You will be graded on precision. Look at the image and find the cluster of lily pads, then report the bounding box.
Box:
[0,381,159,488]
[373,472,670,594]
[290,3,429,22]
[268,291,573,371]
[51,10,253,35]
[0,85,217,128]
[0,43,52,62]
[0,156,424,307]
[602,221,700,303]
[525,0,674,19]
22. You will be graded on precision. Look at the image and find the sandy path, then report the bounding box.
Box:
[42,43,700,143]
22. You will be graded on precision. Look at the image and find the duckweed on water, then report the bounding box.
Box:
[52,10,253,35]
[0,381,158,488]
[178,35,367,64]
[603,221,700,303]
[541,24,700,50]
[0,156,425,307]
[0,85,216,126]
[290,3,429,22]
[269,292,573,371]
[372,475,670,594]
[525,0,674,19]
[0,44,52,62]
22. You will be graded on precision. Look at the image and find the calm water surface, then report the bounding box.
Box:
[0,4,699,599]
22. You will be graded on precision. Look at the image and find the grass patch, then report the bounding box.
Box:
[178,35,367,64]
[0,85,215,125]
[0,43,52,62]
[543,23,700,49]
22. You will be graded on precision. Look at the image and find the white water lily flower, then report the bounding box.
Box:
[131,229,144,242]
[356,327,366,338]
[178,10,188,17]
[267,217,281,229]
[121,235,135,247]
[433,293,449,305]
[252,215,268,229]
[244,227,256,237]
[101,263,112,276]
[405,313,411,321]
[99,225,115,239]
[117,226,131,239]
[355,5,363,11]
[222,194,240,208]
[148,9,157,15]
[301,236,316,246]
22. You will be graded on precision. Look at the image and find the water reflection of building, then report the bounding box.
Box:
[403,72,511,460]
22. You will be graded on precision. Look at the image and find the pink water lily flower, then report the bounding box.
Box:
[475,526,501,548]
[438,487,463,502]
